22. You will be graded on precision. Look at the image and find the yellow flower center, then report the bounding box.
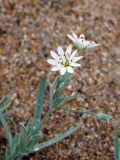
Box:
[63,60,69,67]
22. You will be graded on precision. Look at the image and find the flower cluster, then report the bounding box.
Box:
[47,32,100,75]
[47,45,82,75]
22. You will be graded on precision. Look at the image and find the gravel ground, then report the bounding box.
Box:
[0,0,120,159]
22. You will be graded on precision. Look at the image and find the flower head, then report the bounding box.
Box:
[47,45,82,75]
[67,32,100,51]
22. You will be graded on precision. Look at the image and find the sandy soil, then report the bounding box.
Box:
[0,0,120,159]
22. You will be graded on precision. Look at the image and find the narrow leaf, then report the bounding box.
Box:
[96,113,112,122]
[54,96,76,106]
[0,95,14,112]
[34,77,47,123]
[31,124,81,152]
[0,113,13,149]
[57,106,97,116]
[3,109,16,116]
[113,126,120,160]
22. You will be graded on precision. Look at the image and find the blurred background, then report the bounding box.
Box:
[0,0,120,159]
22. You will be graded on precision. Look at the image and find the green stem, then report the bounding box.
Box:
[113,125,120,160]
[57,106,97,117]
[41,109,53,126]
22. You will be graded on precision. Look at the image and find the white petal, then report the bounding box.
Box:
[87,43,100,49]
[67,34,76,43]
[84,40,91,46]
[70,62,81,67]
[50,51,59,59]
[47,59,56,66]
[70,50,78,59]
[57,46,64,56]
[66,66,74,74]
[72,56,83,62]
[72,32,78,39]
[51,66,60,71]
[76,41,88,50]
[60,67,66,75]
[65,45,72,55]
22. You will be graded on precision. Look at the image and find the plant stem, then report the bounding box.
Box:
[56,106,97,116]
[113,125,120,160]
[41,109,53,126]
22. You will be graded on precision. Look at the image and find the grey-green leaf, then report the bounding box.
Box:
[32,124,81,152]
[54,96,76,106]
[96,113,112,122]
[34,77,47,123]
[0,113,13,149]
[113,126,120,160]
[0,95,14,113]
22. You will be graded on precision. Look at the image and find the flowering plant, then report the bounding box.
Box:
[0,32,119,160]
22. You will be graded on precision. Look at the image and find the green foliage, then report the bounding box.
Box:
[0,114,13,151]
[57,106,120,160]
[0,74,82,160]
[0,95,14,113]
[96,113,112,122]
[0,73,119,160]
[34,77,47,123]
[30,124,81,152]
[54,96,76,106]
[55,72,72,96]
[113,126,120,160]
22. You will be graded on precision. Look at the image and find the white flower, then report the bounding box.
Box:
[47,45,83,75]
[67,32,100,50]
